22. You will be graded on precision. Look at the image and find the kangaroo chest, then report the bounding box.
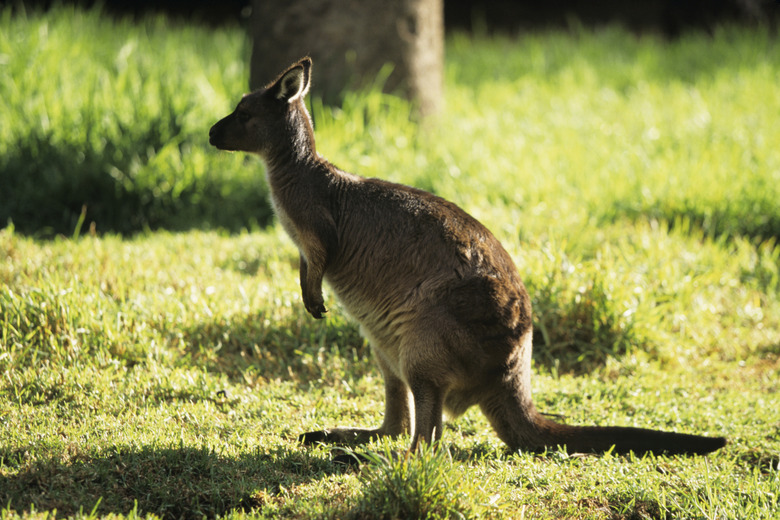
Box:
[269,193,301,246]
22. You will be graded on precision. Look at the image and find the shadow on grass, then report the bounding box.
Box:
[179,305,627,383]
[176,286,637,384]
[0,133,274,238]
[529,276,646,375]
[175,309,375,387]
[736,446,780,475]
[604,200,780,245]
[757,341,780,359]
[597,494,665,520]
[0,445,342,519]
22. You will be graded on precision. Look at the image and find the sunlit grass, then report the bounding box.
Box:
[314,26,780,243]
[0,6,269,235]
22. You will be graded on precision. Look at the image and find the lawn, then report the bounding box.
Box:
[1,6,779,519]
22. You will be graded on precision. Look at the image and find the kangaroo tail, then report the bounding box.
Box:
[536,416,726,455]
[480,396,726,455]
[479,359,726,456]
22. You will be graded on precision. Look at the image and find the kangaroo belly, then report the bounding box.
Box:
[327,273,422,360]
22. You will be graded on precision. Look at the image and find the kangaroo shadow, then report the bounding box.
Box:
[0,444,342,520]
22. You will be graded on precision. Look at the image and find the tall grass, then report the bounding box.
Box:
[3,8,779,242]
[0,6,271,236]
[316,26,780,244]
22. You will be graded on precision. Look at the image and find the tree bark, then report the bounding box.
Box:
[249,0,443,116]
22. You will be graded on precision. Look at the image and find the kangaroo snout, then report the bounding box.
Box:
[208,108,264,153]
[209,113,244,151]
[208,120,225,148]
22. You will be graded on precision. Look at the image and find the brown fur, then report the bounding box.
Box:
[209,57,726,456]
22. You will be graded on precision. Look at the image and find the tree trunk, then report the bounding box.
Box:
[249,0,443,116]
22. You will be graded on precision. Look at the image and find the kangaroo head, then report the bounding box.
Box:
[209,57,312,157]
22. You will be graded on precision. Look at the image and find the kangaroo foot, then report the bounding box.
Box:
[299,427,383,446]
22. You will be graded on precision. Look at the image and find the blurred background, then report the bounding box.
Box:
[3,0,777,32]
[1,0,778,237]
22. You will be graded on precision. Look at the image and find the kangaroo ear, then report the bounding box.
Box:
[275,57,312,103]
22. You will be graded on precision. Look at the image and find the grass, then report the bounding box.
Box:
[0,6,271,235]
[2,5,780,519]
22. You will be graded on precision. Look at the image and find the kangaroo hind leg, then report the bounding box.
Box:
[407,377,444,452]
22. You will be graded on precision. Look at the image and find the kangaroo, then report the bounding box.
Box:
[209,57,726,456]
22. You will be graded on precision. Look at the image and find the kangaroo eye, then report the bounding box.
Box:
[237,111,252,123]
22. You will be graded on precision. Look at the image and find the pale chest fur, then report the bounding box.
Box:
[269,189,303,250]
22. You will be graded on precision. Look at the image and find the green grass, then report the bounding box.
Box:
[2,6,780,519]
[0,6,271,235]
